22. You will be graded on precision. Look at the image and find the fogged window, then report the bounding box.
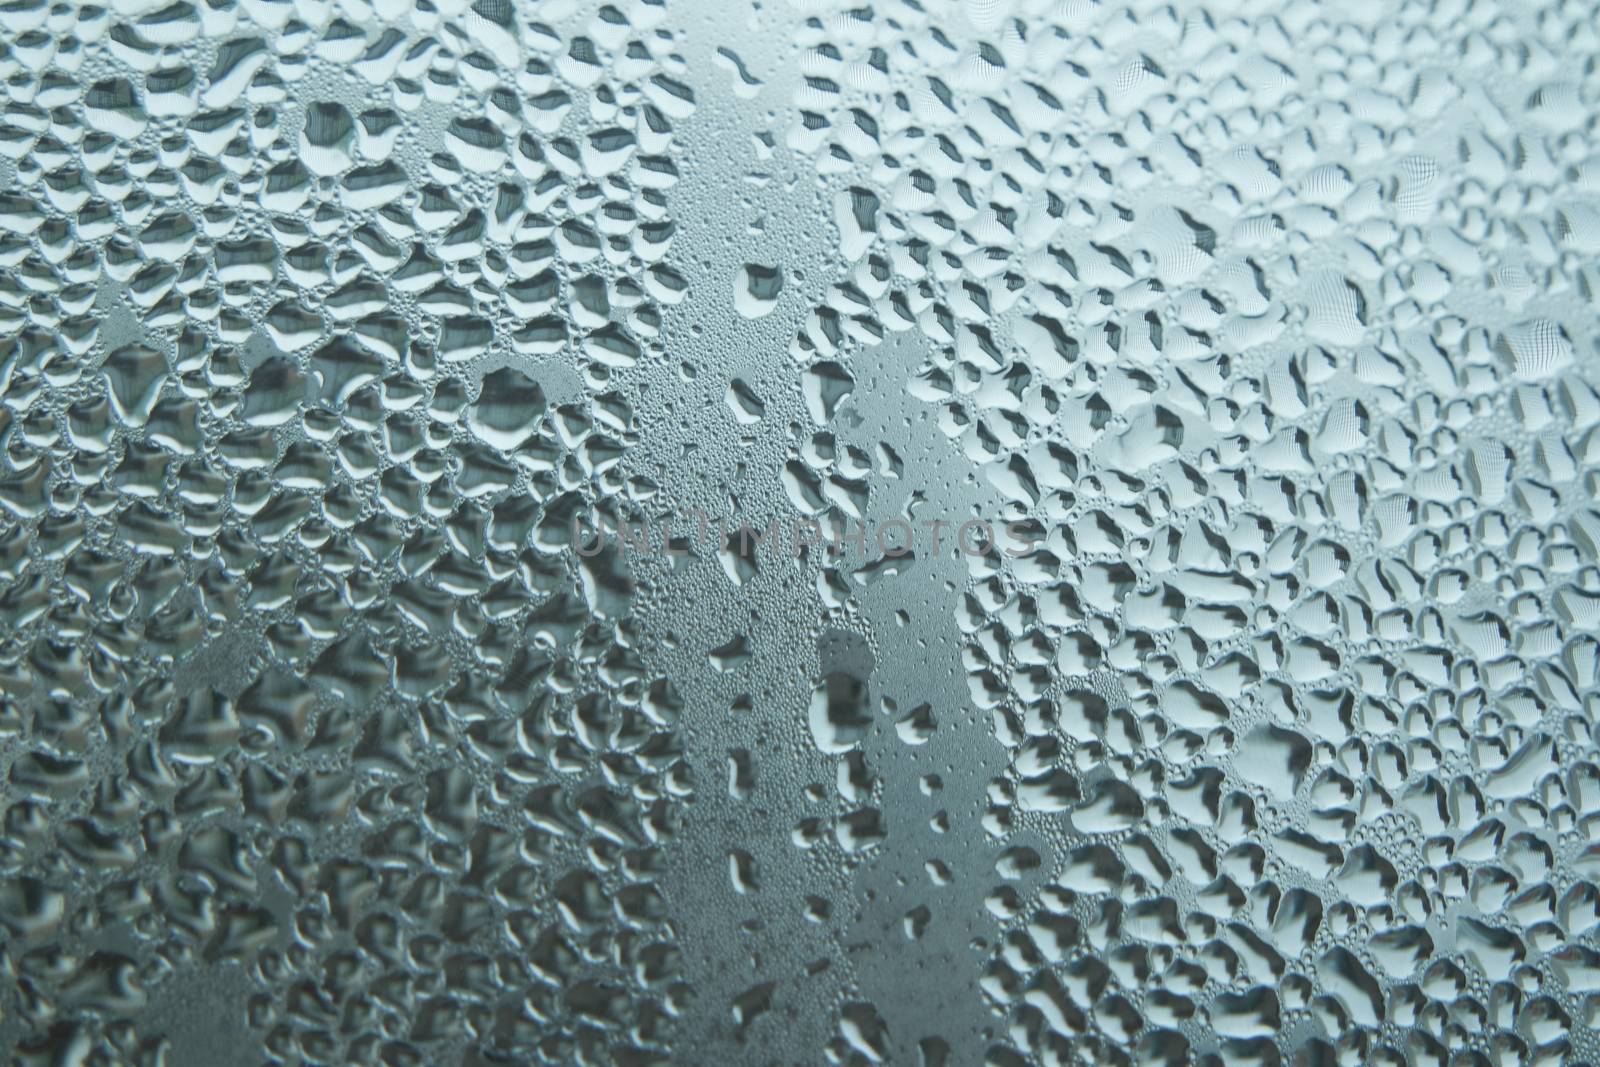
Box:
[1,0,1598,1064]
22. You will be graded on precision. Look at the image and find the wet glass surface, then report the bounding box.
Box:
[2,0,1600,1063]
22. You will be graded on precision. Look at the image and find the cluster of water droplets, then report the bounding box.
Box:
[4,0,1600,1062]
[776,0,1600,1063]
[0,0,706,1063]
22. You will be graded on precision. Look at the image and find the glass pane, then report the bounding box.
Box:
[0,0,1596,1063]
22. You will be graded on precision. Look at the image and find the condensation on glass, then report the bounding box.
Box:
[0,0,1598,1063]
